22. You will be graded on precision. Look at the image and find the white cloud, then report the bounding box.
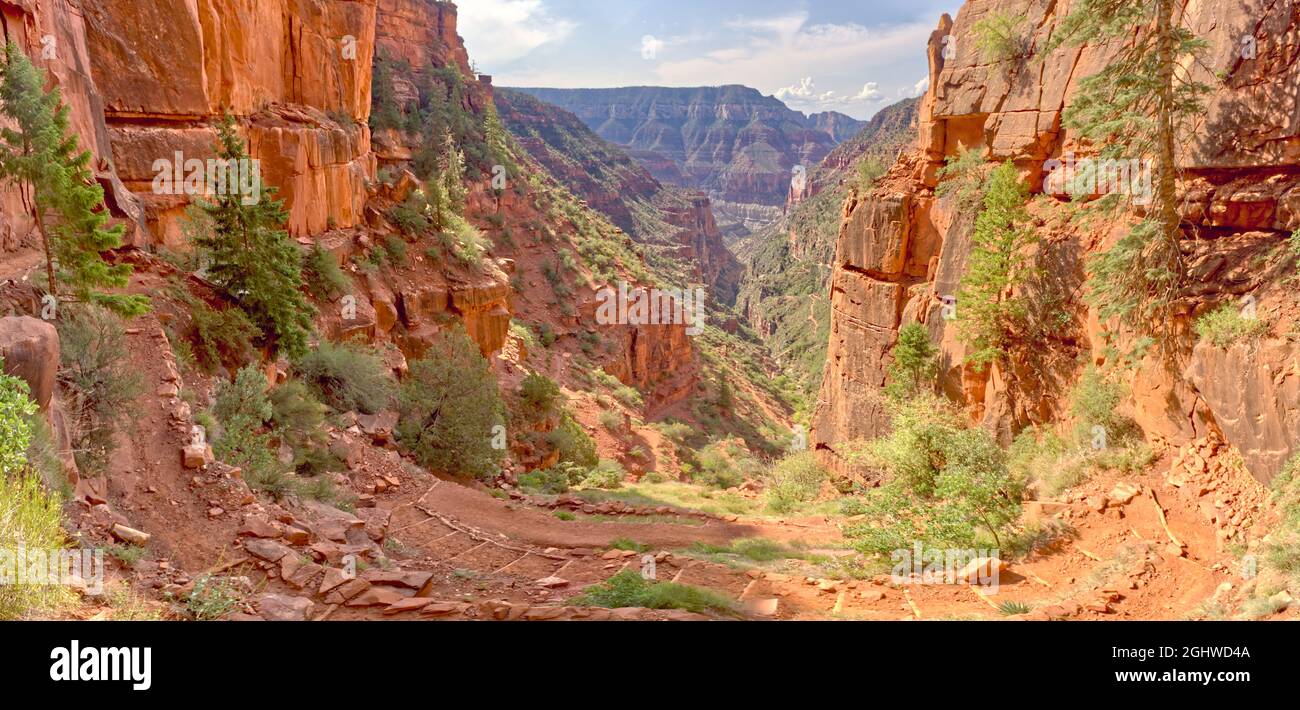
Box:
[458,0,576,67]
[726,13,809,42]
[656,14,933,113]
[850,82,883,102]
[775,77,818,101]
[908,75,931,97]
[776,78,884,110]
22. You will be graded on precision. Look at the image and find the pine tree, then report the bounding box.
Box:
[187,114,314,359]
[369,57,404,132]
[0,43,147,317]
[483,103,512,172]
[1051,0,1211,342]
[441,131,468,212]
[885,322,939,399]
[956,161,1037,369]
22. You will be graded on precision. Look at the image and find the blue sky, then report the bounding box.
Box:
[457,0,964,119]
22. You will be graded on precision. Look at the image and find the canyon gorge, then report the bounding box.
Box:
[0,0,1297,631]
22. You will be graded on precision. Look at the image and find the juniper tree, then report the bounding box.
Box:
[0,43,147,317]
[396,327,505,480]
[187,114,314,359]
[1051,0,1211,343]
[956,161,1037,370]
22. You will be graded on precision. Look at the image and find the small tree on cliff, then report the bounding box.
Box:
[1050,0,1211,345]
[956,161,1037,370]
[0,43,147,317]
[187,114,314,359]
[885,322,939,400]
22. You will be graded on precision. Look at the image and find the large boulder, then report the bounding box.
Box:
[1186,339,1300,484]
[0,316,59,412]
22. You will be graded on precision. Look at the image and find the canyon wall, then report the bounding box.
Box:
[82,0,378,244]
[496,86,742,303]
[511,86,865,215]
[813,0,1300,483]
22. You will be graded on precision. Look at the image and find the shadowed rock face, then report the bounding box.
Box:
[813,0,1300,483]
[507,86,865,210]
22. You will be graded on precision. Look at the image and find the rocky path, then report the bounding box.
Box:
[224,446,1266,622]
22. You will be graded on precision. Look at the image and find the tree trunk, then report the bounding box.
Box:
[1154,0,1183,298]
[34,202,58,305]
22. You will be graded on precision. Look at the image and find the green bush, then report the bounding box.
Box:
[1009,429,1087,497]
[382,235,408,266]
[1194,302,1269,348]
[518,465,578,495]
[973,11,1030,62]
[213,366,287,496]
[302,245,352,301]
[694,441,757,489]
[387,192,432,235]
[397,328,505,480]
[184,575,241,621]
[0,371,72,618]
[0,360,36,473]
[56,305,142,474]
[686,538,808,563]
[547,413,598,469]
[582,459,626,490]
[856,157,887,194]
[570,570,736,616]
[597,410,624,433]
[764,452,827,514]
[181,292,260,374]
[24,413,66,493]
[0,470,72,619]
[269,380,339,477]
[1070,366,1136,445]
[295,342,394,415]
[934,148,986,209]
[844,395,1022,553]
[518,372,562,422]
[445,214,490,266]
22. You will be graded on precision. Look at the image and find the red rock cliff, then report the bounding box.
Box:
[813,0,1300,483]
[80,0,378,244]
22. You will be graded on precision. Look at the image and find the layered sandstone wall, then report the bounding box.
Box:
[813,0,1300,483]
[82,0,378,243]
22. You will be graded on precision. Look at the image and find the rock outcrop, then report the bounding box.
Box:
[812,0,1300,483]
[0,316,59,412]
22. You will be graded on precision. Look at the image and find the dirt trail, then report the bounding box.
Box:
[394,478,767,549]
